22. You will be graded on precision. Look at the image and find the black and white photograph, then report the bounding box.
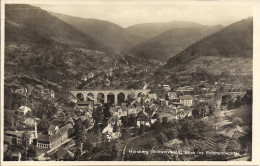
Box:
[1,0,259,165]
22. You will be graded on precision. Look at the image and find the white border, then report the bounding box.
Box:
[1,0,259,165]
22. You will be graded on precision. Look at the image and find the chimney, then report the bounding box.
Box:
[34,120,38,139]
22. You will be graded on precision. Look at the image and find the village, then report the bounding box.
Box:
[3,76,251,161]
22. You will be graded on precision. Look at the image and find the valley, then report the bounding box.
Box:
[3,4,253,162]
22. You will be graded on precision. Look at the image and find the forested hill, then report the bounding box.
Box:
[5,4,110,52]
[153,18,253,87]
[126,21,202,40]
[164,17,253,68]
[130,25,223,62]
[4,4,161,92]
[51,12,144,52]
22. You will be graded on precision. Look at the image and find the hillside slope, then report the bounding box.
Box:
[51,12,144,52]
[165,17,253,67]
[5,4,109,52]
[154,18,253,86]
[5,4,160,93]
[126,21,202,40]
[131,25,223,61]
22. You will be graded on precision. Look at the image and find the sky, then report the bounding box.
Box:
[35,1,254,28]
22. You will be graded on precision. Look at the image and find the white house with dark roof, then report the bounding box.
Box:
[136,111,150,127]
[179,95,193,106]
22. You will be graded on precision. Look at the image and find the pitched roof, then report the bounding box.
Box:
[5,131,25,137]
[48,124,58,131]
[102,124,113,134]
[110,107,119,113]
[136,107,143,112]
[150,104,158,111]
[108,115,119,124]
[4,135,12,144]
[38,124,72,143]
[137,111,149,121]
[49,134,61,142]
[161,106,175,113]
[128,105,135,109]
[37,132,50,142]
[121,105,128,112]
[121,103,127,106]
[24,118,36,125]
[179,95,193,100]
[18,106,31,112]
[135,103,142,107]
[148,94,157,98]
[59,124,73,134]
[77,101,93,106]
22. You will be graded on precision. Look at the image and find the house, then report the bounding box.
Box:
[48,124,60,135]
[106,69,113,77]
[36,123,73,149]
[163,85,171,91]
[175,86,194,93]
[148,93,157,100]
[179,95,193,106]
[50,90,55,98]
[168,92,178,100]
[11,86,27,96]
[104,79,111,87]
[77,101,93,110]
[41,89,55,99]
[24,118,39,127]
[144,107,156,119]
[136,111,150,127]
[87,72,95,79]
[117,107,128,117]
[107,115,120,126]
[136,97,141,103]
[151,113,158,124]
[159,99,169,106]
[103,115,121,141]
[102,123,121,141]
[81,75,88,81]
[36,84,44,89]
[150,104,159,112]
[161,105,176,114]
[4,131,35,146]
[109,106,120,116]
[68,94,78,104]
[120,105,128,116]
[128,105,137,115]
[4,135,13,145]
[18,106,32,115]
[136,106,143,114]
[143,97,150,104]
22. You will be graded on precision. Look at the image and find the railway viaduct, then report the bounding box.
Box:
[70,89,151,105]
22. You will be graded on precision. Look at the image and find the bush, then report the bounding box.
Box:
[165,128,178,140]
[233,117,243,126]
[157,133,167,144]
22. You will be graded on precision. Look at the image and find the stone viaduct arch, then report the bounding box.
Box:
[70,89,151,105]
